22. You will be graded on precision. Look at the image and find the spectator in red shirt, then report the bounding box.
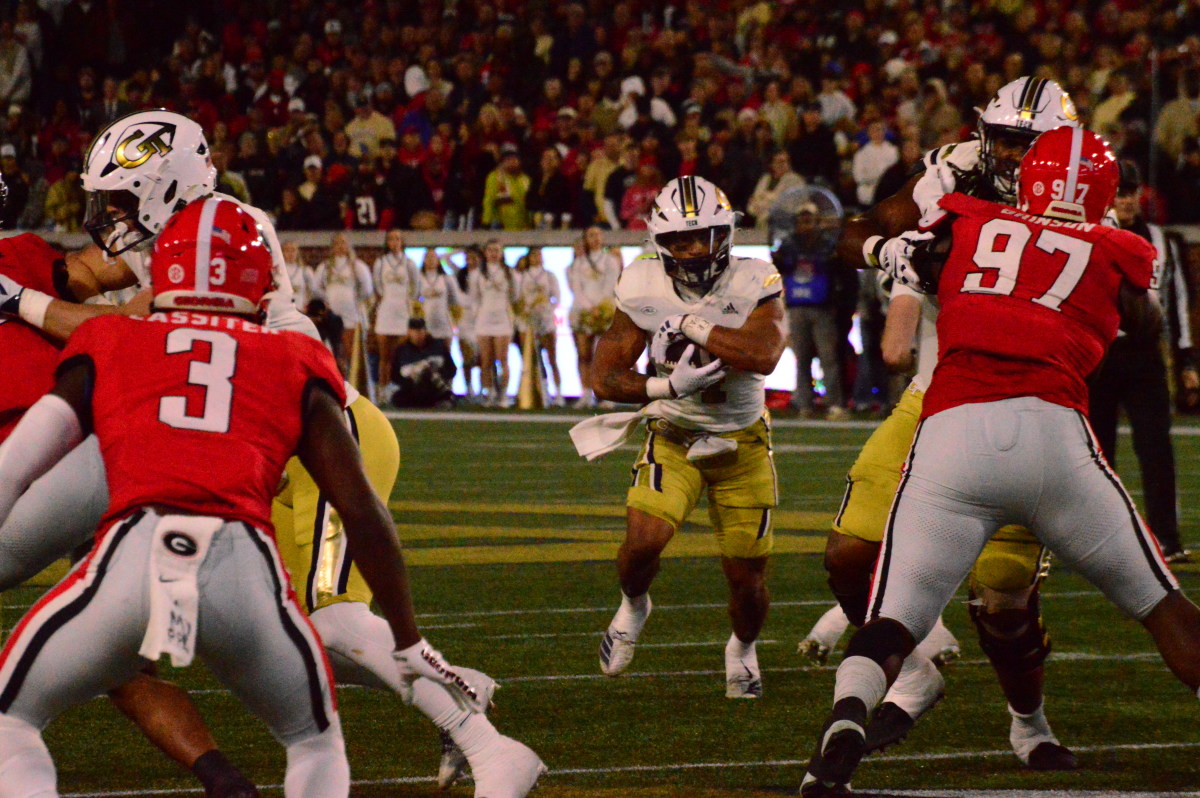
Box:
[619,162,662,229]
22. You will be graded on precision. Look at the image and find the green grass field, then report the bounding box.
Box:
[7,412,1200,796]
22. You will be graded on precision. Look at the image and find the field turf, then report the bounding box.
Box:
[5,411,1200,796]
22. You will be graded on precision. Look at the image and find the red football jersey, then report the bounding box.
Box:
[59,312,347,532]
[0,234,67,443]
[923,193,1156,418]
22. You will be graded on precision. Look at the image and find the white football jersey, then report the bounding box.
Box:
[912,140,981,230]
[616,254,782,432]
[890,281,939,392]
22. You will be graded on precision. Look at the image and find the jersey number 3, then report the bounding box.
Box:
[963,218,1092,311]
[158,329,238,433]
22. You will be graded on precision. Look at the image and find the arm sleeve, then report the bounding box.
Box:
[0,394,84,526]
[549,272,561,304]
[1114,233,1156,291]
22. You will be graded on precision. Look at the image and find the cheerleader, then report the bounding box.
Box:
[454,246,483,401]
[567,226,623,406]
[417,248,462,345]
[515,247,563,404]
[373,229,421,388]
[312,232,374,374]
[469,240,517,407]
[281,240,313,311]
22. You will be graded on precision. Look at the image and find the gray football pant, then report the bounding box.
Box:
[0,436,107,591]
[868,396,1177,643]
[0,509,339,746]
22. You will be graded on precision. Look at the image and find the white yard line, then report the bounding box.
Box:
[178,650,1160,695]
[384,409,1200,438]
[61,741,1200,796]
[0,590,1104,618]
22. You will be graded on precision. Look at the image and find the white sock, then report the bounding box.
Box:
[1009,702,1058,761]
[312,603,504,756]
[726,632,756,661]
[284,720,349,798]
[833,655,888,710]
[0,714,56,798]
[611,591,650,635]
[310,602,402,692]
[809,605,851,647]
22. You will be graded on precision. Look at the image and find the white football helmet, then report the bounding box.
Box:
[977,77,1079,203]
[82,109,217,256]
[646,175,737,292]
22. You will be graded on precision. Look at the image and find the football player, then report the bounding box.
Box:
[802,125,1200,798]
[0,198,481,797]
[0,109,544,796]
[579,175,786,697]
[0,184,261,797]
[798,78,1080,769]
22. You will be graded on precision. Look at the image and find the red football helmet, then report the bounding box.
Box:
[151,197,273,316]
[1017,126,1119,224]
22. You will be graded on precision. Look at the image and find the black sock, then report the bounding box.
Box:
[192,750,254,794]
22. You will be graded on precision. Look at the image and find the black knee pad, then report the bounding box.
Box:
[845,618,914,666]
[829,578,870,628]
[968,590,1051,672]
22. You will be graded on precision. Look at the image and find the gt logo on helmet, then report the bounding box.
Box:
[108,122,177,175]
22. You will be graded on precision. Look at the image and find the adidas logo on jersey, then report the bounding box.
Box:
[721,302,737,314]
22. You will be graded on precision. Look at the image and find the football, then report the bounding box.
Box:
[658,337,715,371]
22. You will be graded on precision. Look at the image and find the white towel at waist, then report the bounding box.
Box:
[139,514,222,667]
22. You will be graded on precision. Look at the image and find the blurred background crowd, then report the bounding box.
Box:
[5,0,1200,234]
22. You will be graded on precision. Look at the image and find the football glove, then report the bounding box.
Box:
[0,271,25,316]
[666,344,727,398]
[865,231,936,292]
[649,314,688,365]
[394,639,487,714]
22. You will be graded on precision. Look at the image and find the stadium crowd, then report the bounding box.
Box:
[3,0,1200,234]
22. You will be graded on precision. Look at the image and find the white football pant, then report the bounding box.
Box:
[869,396,1177,643]
[0,509,349,797]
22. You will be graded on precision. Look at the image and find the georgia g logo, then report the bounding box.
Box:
[163,532,198,557]
[100,121,177,176]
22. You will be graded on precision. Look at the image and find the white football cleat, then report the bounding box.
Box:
[599,594,651,676]
[471,736,547,798]
[915,615,961,666]
[725,640,762,699]
[798,605,851,665]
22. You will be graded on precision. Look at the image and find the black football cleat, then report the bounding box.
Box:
[864,701,917,753]
[1025,741,1079,771]
[801,719,867,797]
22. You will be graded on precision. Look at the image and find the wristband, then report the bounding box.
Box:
[862,236,885,269]
[18,289,53,329]
[646,376,674,400]
[680,314,714,347]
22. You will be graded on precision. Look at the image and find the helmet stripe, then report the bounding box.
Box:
[1063,126,1084,206]
[1029,78,1048,114]
[681,175,697,217]
[194,197,222,292]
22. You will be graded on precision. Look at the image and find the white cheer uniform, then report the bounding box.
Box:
[568,249,622,332]
[417,270,462,340]
[314,256,373,328]
[470,263,517,337]
[373,251,420,336]
[516,266,561,337]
